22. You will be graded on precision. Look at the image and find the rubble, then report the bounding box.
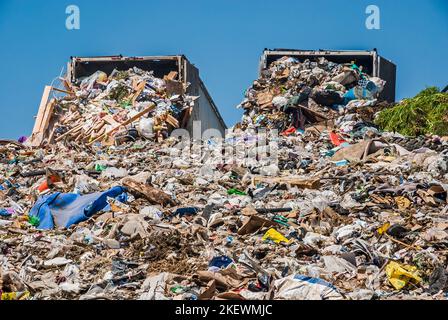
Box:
[1,56,448,301]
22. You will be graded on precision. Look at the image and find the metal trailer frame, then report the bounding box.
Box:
[259,49,396,103]
[67,55,183,84]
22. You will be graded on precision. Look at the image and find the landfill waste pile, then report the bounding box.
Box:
[237,56,388,133]
[30,67,195,147]
[1,57,448,301]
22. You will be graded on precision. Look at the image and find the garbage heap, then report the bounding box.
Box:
[236,56,387,133]
[34,67,195,147]
[1,58,448,301]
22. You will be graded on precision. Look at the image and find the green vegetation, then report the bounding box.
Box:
[375,87,448,136]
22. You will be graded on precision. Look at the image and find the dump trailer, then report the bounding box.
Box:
[30,55,226,146]
[259,49,396,103]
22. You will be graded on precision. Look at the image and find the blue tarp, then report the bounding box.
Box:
[28,186,127,229]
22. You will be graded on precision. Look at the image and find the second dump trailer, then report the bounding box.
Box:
[259,48,396,103]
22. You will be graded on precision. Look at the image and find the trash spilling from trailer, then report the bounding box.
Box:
[1,53,447,300]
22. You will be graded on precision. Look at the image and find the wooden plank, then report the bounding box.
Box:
[90,126,106,141]
[29,86,54,146]
[51,86,73,95]
[132,78,139,90]
[165,114,179,128]
[47,126,57,144]
[74,130,84,142]
[83,123,96,137]
[39,98,56,141]
[89,103,156,145]
[102,114,121,127]
[165,71,178,81]
[93,119,106,131]
[31,86,52,136]
[29,132,44,147]
[30,85,74,146]
[55,123,83,142]
[131,81,146,106]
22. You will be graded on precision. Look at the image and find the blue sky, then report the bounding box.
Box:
[0,0,447,139]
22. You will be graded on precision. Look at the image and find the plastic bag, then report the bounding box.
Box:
[262,228,290,244]
[138,117,155,139]
[385,261,421,290]
[273,275,343,300]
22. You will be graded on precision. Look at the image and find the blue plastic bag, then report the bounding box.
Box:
[209,255,233,269]
[28,186,127,229]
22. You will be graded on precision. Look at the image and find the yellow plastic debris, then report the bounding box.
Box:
[262,228,290,244]
[385,261,422,290]
[377,222,391,235]
[1,291,30,300]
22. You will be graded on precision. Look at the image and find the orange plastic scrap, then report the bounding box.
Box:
[281,127,296,136]
[329,131,347,146]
